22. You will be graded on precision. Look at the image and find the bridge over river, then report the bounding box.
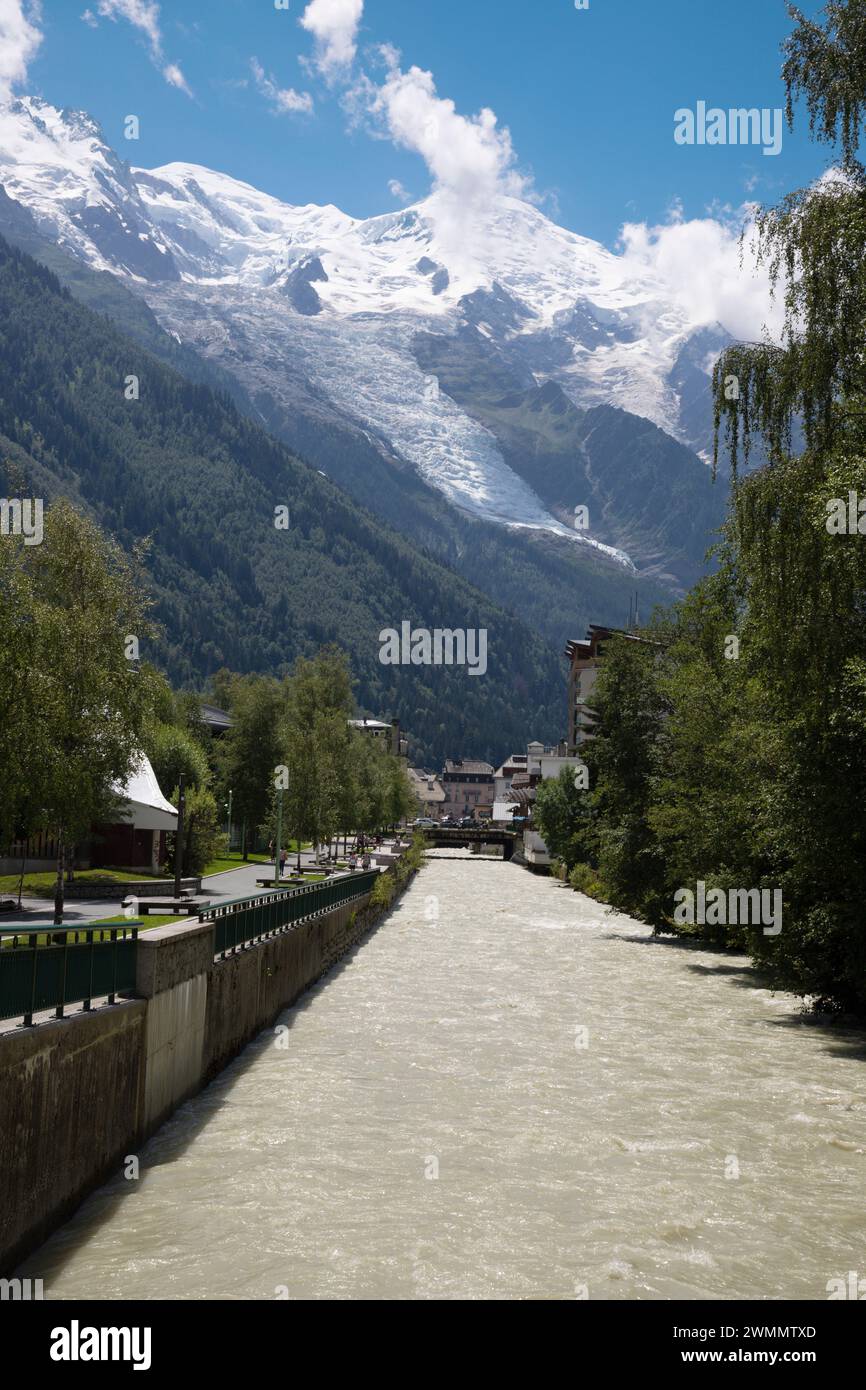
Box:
[17,850,866,1300]
[422,827,518,858]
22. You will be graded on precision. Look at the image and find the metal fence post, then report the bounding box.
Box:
[56,931,68,1020]
[84,928,94,1012]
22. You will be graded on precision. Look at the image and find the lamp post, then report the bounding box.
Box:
[53,829,64,927]
[275,786,283,886]
[225,789,232,849]
[173,773,186,902]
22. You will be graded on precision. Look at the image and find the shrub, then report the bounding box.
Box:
[166,786,225,877]
[568,862,607,901]
[370,873,395,908]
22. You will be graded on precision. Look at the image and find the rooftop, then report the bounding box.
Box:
[200,703,232,731]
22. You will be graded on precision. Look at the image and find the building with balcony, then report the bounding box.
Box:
[565,624,652,749]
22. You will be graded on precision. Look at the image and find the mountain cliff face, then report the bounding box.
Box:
[0,97,729,592]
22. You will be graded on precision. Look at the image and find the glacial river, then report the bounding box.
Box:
[21,851,866,1300]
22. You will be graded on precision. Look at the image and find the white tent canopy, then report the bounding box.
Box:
[112,755,178,832]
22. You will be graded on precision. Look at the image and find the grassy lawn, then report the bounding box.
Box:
[0,868,173,899]
[202,845,312,876]
[93,914,184,930]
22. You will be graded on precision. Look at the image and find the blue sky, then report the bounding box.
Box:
[17,0,832,248]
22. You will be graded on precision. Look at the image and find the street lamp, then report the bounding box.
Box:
[275,786,283,886]
[225,789,232,849]
[173,773,186,902]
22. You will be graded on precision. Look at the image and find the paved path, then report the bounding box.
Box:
[2,843,394,928]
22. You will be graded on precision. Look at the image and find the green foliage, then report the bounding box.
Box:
[568,863,607,900]
[166,784,225,878]
[216,675,286,857]
[714,2,866,475]
[0,498,155,857]
[370,873,396,908]
[145,722,210,796]
[583,635,668,918]
[534,766,595,870]
[402,834,428,872]
[698,0,866,1008]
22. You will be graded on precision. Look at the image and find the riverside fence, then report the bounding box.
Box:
[201,870,380,958]
[0,924,142,1025]
[0,870,382,1025]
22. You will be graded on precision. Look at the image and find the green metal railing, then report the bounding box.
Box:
[200,870,380,958]
[0,923,141,1026]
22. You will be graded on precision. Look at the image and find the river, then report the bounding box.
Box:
[20,851,866,1300]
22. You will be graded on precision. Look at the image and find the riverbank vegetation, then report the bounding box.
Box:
[538,1,866,1015]
[0,499,416,887]
[140,647,417,875]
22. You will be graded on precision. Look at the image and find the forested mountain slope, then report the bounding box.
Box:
[0,236,567,765]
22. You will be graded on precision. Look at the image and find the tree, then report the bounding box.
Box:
[145,722,210,798]
[279,648,358,863]
[533,766,596,871]
[165,784,224,878]
[714,2,866,477]
[708,0,866,1006]
[582,634,667,919]
[217,675,286,859]
[353,735,389,838]
[0,499,156,921]
[385,756,415,828]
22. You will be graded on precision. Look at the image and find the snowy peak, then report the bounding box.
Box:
[0,97,179,280]
[0,96,688,340]
[0,96,725,554]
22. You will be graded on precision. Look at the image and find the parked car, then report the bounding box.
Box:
[458,816,476,828]
[413,817,437,828]
[439,816,458,828]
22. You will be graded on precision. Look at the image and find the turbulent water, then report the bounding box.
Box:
[21,852,866,1301]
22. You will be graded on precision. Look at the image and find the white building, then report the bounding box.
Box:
[407,768,446,819]
[496,741,587,867]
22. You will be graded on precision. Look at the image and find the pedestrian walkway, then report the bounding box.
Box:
[3,842,397,927]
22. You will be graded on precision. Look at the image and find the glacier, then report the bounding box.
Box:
[0,96,729,567]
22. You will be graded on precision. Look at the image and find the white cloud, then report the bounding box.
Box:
[97,0,160,53]
[300,0,363,81]
[93,0,192,95]
[250,58,313,116]
[163,62,192,96]
[618,208,783,344]
[364,48,529,206]
[0,0,43,103]
[80,8,98,27]
[388,178,412,204]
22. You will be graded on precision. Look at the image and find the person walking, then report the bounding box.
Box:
[280,848,288,878]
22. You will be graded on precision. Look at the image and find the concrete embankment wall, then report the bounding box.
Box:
[0,873,407,1275]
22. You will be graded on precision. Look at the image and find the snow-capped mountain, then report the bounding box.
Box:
[0,97,727,570]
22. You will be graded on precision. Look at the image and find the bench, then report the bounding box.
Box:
[123,898,209,916]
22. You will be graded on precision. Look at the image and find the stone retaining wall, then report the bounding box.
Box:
[0,859,417,1274]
